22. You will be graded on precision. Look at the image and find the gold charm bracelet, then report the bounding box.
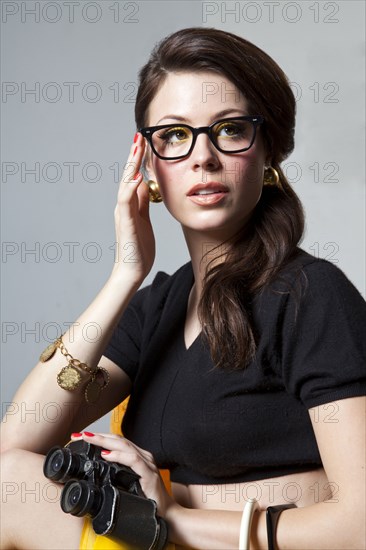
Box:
[39,335,110,404]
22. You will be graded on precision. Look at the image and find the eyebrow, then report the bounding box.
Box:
[155,108,248,126]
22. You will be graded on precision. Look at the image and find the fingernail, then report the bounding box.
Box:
[134,171,142,179]
[133,133,139,143]
[71,432,82,438]
[133,146,138,156]
[83,431,95,437]
[101,450,111,455]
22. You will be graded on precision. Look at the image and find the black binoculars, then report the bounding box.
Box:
[43,439,168,550]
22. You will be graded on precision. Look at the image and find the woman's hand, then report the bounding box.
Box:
[70,431,176,519]
[111,133,155,285]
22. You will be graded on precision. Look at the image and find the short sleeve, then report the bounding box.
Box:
[102,285,148,383]
[102,271,171,383]
[279,259,366,409]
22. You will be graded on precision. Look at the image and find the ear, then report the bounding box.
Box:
[264,148,273,166]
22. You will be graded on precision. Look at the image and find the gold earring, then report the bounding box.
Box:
[263,167,280,187]
[147,180,162,203]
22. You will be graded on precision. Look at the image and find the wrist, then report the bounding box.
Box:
[164,501,185,543]
[106,268,144,293]
[250,509,268,550]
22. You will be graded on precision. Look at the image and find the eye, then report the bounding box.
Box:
[156,126,190,145]
[215,122,244,138]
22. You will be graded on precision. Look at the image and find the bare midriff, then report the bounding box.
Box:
[171,467,331,511]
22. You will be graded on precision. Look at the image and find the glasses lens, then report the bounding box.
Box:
[151,125,192,159]
[212,119,255,152]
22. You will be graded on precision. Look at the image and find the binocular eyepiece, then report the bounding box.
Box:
[43,440,168,550]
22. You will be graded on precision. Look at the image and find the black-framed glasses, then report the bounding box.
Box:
[139,115,264,160]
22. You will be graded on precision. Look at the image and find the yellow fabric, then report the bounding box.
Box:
[79,397,176,549]
[80,517,177,550]
[79,517,101,549]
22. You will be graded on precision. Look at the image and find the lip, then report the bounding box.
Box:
[188,193,227,206]
[187,182,229,197]
[186,182,229,207]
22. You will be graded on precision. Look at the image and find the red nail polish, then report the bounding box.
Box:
[83,431,95,437]
[133,132,139,143]
[71,432,82,437]
[101,450,111,455]
[135,171,141,179]
[133,146,138,156]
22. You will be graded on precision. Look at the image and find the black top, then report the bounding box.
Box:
[104,248,366,485]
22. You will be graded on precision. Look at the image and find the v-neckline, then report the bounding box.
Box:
[178,263,202,352]
[182,329,201,352]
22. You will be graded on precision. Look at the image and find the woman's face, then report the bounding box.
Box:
[144,71,268,240]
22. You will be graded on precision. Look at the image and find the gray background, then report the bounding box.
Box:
[1,1,365,433]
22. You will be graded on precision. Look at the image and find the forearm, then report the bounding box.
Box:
[166,504,266,550]
[275,502,364,550]
[1,272,140,453]
[53,271,140,366]
[166,501,364,550]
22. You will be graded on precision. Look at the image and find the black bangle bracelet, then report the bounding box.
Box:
[266,503,297,550]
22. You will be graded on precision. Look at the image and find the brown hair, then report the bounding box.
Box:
[135,27,305,370]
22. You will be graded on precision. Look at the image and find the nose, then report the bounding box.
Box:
[189,132,221,172]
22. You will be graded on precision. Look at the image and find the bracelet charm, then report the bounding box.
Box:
[85,367,110,403]
[39,341,58,362]
[57,365,82,391]
[40,335,110,403]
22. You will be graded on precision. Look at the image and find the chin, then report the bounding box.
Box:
[182,215,246,238]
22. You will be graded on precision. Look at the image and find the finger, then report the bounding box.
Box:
[115,134,145,207]
[79,432,155,462]
[116,170,143,210]
[70,431,124,442]
[136,177,151,219]
[71,432,123,442]
[119,133,145,186]
[99,447,158,480]
[117,169,144,208]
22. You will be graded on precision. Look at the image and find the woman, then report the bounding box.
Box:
[1,27,365,550]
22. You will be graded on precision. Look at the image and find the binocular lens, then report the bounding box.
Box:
[61,480,102,518]
[43,446,82,483]
[50,450,64,473]
[68,483,82,505]
[44,448,71,481]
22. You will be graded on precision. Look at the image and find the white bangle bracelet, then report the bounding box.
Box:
[239,498,260,550]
